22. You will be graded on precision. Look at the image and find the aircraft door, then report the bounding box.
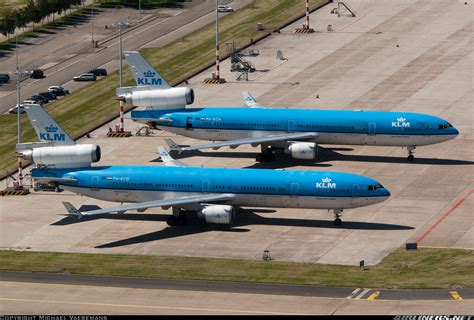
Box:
[91,176,99,190]
[352,184,360,204]
[424,124,431,136]
[288,120,296,132]
[368,122,376,135]
[202,180,210,193]
[290,183,299,197]
[186,117,193,129]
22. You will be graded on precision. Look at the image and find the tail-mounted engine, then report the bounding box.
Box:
[19,144,101,168]
[117,87,194,109]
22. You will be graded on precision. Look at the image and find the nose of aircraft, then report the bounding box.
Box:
[380,187,391,198]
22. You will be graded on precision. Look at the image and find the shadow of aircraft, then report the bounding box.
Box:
[50,207,414,248]
[165,145,473,168]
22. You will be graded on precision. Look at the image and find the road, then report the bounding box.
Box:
[0,0,232,114]
[1,271,472,314]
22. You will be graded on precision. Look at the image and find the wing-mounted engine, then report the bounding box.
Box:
[117,86,194,109]
[285,142,318,160]
[19,144,101,168]
[197,205,235,224]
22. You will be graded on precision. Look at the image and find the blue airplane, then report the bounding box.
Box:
[18,104,390,226]
[120,51,459,162]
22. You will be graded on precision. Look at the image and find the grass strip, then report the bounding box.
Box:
[0,247,472,289]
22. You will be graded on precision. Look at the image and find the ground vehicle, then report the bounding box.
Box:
[48,86,69,95]
[88,68,107,76]
[8,104,27,114]
[30,69,44,79]
[0,74,10,83]
[39,92,57,100]
[217,5,234,12]
[22,99,42,106]
[73,73,97,81]
[30,95,49,104]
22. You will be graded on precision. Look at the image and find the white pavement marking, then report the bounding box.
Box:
[0,297,309,315]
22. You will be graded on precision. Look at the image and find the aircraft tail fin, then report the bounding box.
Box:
[123,51,171,88]
[25,104,75,146]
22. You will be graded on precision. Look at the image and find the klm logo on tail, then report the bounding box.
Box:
[316,177,336,189]
[40,125,66,142]
[137,70,162,86]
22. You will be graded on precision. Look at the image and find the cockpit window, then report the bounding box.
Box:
[438,123,453,130]
[368,184,383,191]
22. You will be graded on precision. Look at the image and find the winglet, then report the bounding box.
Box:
[62,202,82,218]
[242,91,263,108]
[164,138,183,154]
[157,146,188,167]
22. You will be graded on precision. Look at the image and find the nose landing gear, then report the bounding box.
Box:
[333,209,343,226]
[407,146,416,161]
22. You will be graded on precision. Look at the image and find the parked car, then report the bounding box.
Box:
[88,68,107,76]
[0,73,11,84]
[48,86,69,95]
[30,69,44,79]
[30,95,49,104]
[8,104,27,114]
[73,73,97,81]
[22,99,42,106]
[217,5,234,12]
[39,91,57,100]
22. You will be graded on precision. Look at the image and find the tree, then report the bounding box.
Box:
[1,8,17,39]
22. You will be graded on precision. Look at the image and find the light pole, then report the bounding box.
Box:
[111,21,129,132]
[91,2,94,47]
[215,0,220,80]
[139,0,141,22]
[13,37,29,189]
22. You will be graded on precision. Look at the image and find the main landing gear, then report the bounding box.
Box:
[167,208,188,226]
[407,146,416,162]
[256,145,276,162]
[333,209,343,226]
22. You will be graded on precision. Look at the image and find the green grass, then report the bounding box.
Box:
[0,0,327,178]
[0,0,26,14]
[0,247,473,289]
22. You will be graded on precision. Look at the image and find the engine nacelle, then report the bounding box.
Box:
[21,144,101,168]
[120,87,194,109]
[285,142,317,160]
[197,205,235,224]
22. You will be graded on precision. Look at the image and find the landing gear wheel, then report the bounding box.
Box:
[167,216,178,227]
[256,152,276,162]
[334,218,342,226]
[177,215,187,226]
[407,154,415,162]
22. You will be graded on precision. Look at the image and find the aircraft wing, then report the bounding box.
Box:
[242,91,264,108]
[165,132,319,153]
[64,193,236,217]
[158,146,188,167]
